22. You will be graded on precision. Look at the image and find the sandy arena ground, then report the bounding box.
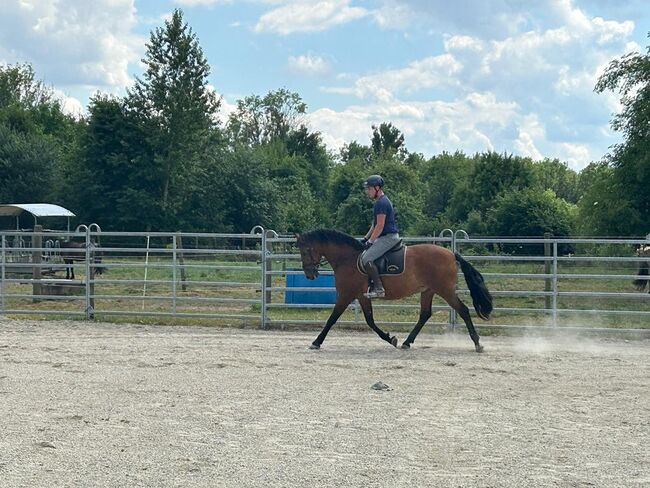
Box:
[0,318,648,487]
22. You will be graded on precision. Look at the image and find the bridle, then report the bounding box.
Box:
[299,244,327,274]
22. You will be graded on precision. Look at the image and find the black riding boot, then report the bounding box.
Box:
[364,261,385,298]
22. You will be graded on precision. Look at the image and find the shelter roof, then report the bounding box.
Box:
[0,203,75,218]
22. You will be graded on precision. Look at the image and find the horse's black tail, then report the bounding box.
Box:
[455,253,493,320]
[633,262,649,292]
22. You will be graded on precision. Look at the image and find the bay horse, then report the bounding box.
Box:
[295,229,492,352]
[633,244,650,293]
[59,240,104,280]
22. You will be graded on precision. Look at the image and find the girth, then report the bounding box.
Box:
[357,241,407,276]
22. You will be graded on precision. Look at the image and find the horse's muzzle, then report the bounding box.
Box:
[303,266,319,280]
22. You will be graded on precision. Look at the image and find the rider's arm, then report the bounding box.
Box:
[369,214,386,242]
[364,223,375,240]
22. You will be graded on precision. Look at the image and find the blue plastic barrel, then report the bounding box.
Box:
[285,270,336,304]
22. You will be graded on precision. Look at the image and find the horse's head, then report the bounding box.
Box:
[295,233,322,280]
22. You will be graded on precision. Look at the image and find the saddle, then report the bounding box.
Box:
[357,240,407,276]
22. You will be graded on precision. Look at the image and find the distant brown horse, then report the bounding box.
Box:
[59,240,104,280]
[633,244,650,293]
[295,229,492,352]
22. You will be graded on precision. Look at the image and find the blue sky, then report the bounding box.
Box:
[1,1,648,170]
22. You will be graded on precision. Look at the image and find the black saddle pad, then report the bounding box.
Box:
[358,241,407,276]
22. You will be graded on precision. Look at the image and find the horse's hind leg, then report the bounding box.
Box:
[357,296,398,347]
[401,290,434,349]
[441,291,483,353]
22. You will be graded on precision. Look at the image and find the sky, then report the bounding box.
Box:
[0,1,648,171]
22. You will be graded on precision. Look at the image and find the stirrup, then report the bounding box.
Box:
[364,288,385,299]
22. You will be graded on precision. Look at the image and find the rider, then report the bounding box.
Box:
[361,174,400,298]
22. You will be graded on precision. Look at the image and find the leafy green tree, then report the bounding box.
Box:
[417,151,474,219]
[488,188,576,237]
[0,63,81,210]
[371,122,405,158]
[67,94,160,230]
[446,152,535,225]
[227,89,306,146]
[339,140,372,164]
[594,34,650,235]
[127,9,221,227]
[217,146,279,232]
[0,63,52,110]
[0,124,58,203]
[575,162,639,236]
[532,158,579,203]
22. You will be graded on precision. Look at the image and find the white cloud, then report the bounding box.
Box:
[514,114,545,160]
[174,0,233,5]
[209,86,237,126]
[288,54,331,76]
[371,2,415,29]
[308,92,520,157]
[558,142,592,169]
[0,0,142,91]
[52,89,84,118]
[323,54,462,101]
[254,0,368,34]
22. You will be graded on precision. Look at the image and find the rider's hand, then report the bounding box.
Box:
[363,239,373,250]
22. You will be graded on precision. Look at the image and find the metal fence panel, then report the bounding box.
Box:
[1,228,649,333]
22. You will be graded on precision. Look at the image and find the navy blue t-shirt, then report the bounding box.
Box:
[373,195,398,235]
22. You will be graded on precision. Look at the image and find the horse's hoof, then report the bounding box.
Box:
[390,336,398,347]
[475,344,484,353]
[309,343,320,350]
[401,343,411,350]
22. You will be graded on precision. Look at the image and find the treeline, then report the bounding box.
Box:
[0,10,648,237]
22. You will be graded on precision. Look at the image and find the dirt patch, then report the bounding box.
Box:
[0,318,648,487]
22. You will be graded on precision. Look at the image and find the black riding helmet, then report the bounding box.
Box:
[363,174,384,188]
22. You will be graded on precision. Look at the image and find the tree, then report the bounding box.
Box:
[446,152,536,225]
[67,94,159,230]
[371,122,405,157]
[0,63,52,110]
[417,151,474,219]
[0,124,58,203]
[0,63,81,209]
[227,89,306,146]
[127,9,221,227]
[594,33,650,235]
[217,146,279,232]
[532,158,579,203]
[575,162,639,236]
[488,188,577,254]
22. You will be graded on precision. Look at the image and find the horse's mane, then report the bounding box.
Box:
[298,229,364,250]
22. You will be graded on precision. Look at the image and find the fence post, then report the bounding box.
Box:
[261,230,268,329]
[544,232,552,310]
[552,240,558,327]
[32,225,42,301]
[172,234,177,315]
[1,235,5,313]
[85,228,95,319]
[450,230,457,330]
[176,231,187,291]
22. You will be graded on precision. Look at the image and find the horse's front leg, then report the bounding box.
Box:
[310,296,353,349]
[357,296,398,347]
